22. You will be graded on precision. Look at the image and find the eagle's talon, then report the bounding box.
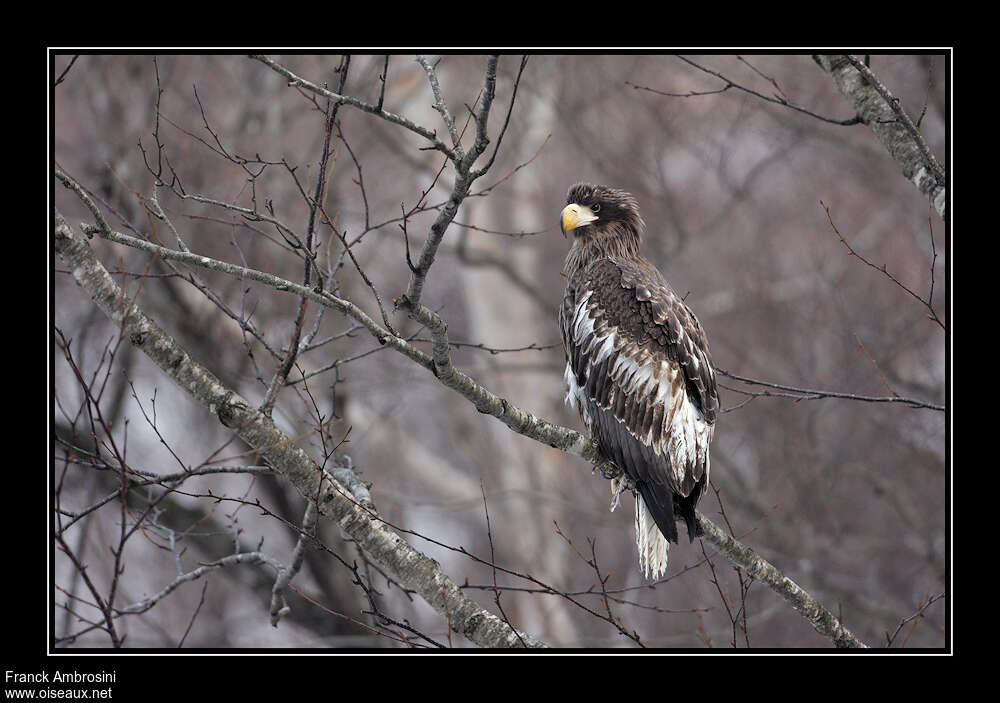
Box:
[594,458,623,481]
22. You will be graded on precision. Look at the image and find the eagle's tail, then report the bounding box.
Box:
[635,491,671,580]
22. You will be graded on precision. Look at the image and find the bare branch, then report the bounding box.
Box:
[401,55,501,309]
[54,54,80,87]
[628,55,863,126]
[821,200,945,330]
[885,593,946,648]
[416,55,461,155]
[718,368,944,412]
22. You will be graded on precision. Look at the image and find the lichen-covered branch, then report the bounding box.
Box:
[395,297,596,459]
[813,55,946,219]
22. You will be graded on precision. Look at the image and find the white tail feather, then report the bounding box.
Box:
[635,494,670,579]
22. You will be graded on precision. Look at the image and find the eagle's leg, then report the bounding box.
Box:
[593,457,635,513]
[609,476,629,513]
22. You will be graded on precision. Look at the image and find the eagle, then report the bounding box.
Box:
[558,183,719,579]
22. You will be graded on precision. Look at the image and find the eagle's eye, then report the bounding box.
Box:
[591,203,601,213]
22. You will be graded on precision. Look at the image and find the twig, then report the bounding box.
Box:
[852,332,899,398]
[177,581,209,647]
[553,521,643,645]
[480,480,526,646]
[409,338,559,355]
[718,368,943,412]
[318,201,398,337]
[885,592,946,648]
[627,56,862,126]
[736,55,787,102]
[401,55,501,309]
[471,55,529,179]
[376,55,389,111]
[54,55,80,87]
[119,551,284,616]
[821,200,945,330]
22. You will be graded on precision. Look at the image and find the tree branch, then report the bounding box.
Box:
[813,55,946,219]
[401,55,501,309]
[416,55,462,155]
[718,368,944,412]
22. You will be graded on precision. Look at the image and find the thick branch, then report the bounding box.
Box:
[813,55,946,219]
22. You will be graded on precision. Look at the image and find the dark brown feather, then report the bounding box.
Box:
[559,184,718,551]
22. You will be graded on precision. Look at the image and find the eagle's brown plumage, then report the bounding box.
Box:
[558,183,719,579]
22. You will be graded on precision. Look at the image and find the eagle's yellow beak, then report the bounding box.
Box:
[560,203,598,237]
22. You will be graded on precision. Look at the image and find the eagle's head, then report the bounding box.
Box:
[560,183,644,240]
[560,183,644,268]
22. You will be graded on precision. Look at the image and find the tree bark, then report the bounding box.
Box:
[814,54,946,220]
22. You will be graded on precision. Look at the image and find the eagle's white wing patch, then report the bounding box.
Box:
[564,291,714,491]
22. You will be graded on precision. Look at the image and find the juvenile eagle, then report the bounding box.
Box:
[558,183,719,579]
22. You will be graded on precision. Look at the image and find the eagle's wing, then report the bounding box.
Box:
[561,256,718,547]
